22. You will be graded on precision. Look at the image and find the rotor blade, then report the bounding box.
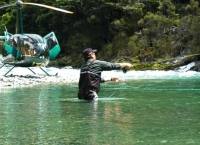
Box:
[23,2,73,14]
[0,3,16,9]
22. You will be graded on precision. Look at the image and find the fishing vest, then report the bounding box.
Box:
[78,60,101,100]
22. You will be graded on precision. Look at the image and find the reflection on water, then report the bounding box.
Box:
[0,79,200,144]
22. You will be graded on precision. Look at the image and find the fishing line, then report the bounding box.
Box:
[108,69,146,97]
[108,89,117,98]
[121,69,146,89]
[122,80,146,89]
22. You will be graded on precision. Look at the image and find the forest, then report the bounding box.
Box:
[0,0,200,69]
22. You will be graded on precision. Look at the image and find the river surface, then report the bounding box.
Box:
[0,69,200,145]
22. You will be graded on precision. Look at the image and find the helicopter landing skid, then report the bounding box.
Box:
[27,67,53,76]
[1,65,57,76]
[0,64,16,76]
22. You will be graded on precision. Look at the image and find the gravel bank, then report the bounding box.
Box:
[0,66,80,87]
[0,74,79,87]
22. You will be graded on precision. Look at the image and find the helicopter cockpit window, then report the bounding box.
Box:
[7,34,45,56]
[25,34,44,43]
[45,33,58,50]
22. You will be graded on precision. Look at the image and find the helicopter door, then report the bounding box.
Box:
[43,32,61,61]
[4,31,21,60]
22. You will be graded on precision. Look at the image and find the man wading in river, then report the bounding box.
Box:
[78,48,133,100]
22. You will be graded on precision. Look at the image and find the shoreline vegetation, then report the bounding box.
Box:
[49,53,200,71]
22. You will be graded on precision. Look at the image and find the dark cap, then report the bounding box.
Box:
[83,48,97,57]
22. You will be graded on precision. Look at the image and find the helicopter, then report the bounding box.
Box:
[0,0,73,76]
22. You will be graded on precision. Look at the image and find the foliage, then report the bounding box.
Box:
[1,0,200,69]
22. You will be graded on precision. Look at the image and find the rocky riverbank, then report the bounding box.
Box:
[0,74,79,87]
[0,66,80,87]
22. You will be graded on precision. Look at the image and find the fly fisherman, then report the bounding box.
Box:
[78,48,133,100]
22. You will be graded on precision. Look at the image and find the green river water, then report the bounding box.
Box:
[0,78,200,145]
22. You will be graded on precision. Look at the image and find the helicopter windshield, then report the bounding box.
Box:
[25,34,44,43]
[7,34,47,57]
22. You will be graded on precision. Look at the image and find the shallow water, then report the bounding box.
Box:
[0,71,200,144]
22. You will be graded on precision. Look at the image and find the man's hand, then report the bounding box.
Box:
[111,78,120,82]
[120,63,133,70]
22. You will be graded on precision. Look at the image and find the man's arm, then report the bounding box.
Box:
[97,60,133,71]
[100,62,132,82]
